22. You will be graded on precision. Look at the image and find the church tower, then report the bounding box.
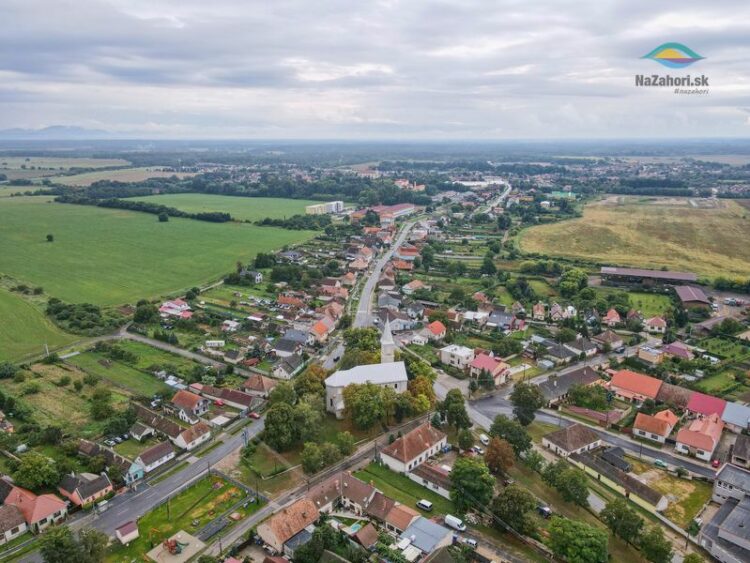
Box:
[380,317,396,364]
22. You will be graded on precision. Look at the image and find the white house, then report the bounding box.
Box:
[172,422,212,451]
[0,506,27,546]
[408,463,451,499]
[380,423,447,473]
[134,441,175,473]
[439,344,475,370]
[542,424,602,458]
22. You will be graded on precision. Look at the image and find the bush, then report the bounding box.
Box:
[22,382,41,395]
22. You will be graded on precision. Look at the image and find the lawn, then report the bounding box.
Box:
[645,473,712,529]
[0,288,77,362]
[115,339,200,378]
[519,197,750,278]
[106,475,259,563]
[354,462,455,516]
[700,337,750,361]
[4,363,129,437]
[49,167,195,186]
[66,352,171,397]
[526,421,559,444]
[130,193,320,222]
[0,156,129,170]
[695,370,740,394]
[0,197,315,305]
[114,437,160,459]
[627,292,673,318]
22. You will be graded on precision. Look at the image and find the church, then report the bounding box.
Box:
[324,318,409,419]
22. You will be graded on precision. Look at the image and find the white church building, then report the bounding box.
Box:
[324,319,408,419]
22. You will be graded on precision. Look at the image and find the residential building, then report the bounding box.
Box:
[425,320,447,341]
[592,330,624,351]
[399,517,454,555]
[173,422,212,451]
[731,435,750,469]
[273,354,305,380]
[603,308,621,327]
[564,336,597,358]
[1,480,67,533]
[408,463,451,499]
[135,441,175,473]
[273,337,303,358]
[542,424,602,457]
[57,472,113,507]
[532,302,546,321]
[380,423,447,473]
[675,414,724,461]
[0,505,27,545]
[365,491,396,523]
[192,384,256,415]
[662,341,694,360]
[699,496,750,563]
[536,366,601,407]
[306,472,376,515]
[166,390,209,424]
[638,346,664,365]
[384,504,420,534]
[644,316,667,334]
[675,285,711,308]
[158,298,193,319]
[722,402,750,434]
[305,201,344,215]
[77,439,144,485]
[686,391,727,418]
[242,374,278,398]
[257,498,319,553]
[469,353,510,385]
[325,362,408,419]
[608,369,663,403]
[240,270,263,283]
[439,344,475,370]
[115,521,139,545]
[713,463,750,504]
[632,410,678,444]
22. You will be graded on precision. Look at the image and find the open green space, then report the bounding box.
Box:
[114,437,160,459]
[594,287,674,318]
[67,352,171,397]
[0,288,77,362]
[115,339,201,377]
[106,475,260,563]
[700,337,750,361]
[0,156,129,170]
[0,197,315,305]
[50,167,195,187]
[130,193,320,222]
[519,197,750,278]
[354,462,455,516]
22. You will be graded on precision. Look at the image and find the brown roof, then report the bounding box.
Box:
[655,382,693,409]
[385,504,420,531]
[633,412,672,437]
[0,505,25,534]
[178,421,211,445]
[171,390,204,411]
[543,423,600,453]
[411,463,451,490]
[600,267,696,282]
[137,441,174,466]
[354,523,379,549]
[380,423,446,463]
[307,476,342,510]
[675,285,710,305]
[592,330,622,344]
[366,491,396,521]
[571,452,665,507]
[307,472,375,510]
[262,498,319,545]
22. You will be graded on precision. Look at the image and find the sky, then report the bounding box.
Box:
[2,0,750,139]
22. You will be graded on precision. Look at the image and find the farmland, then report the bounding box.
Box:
[0,156,131,181]
[0,197,315,305]
[49,166,195,186]
[66,351,172,397]
[0,288,77,361]
[130,193,320,221]
[518,197,750,278]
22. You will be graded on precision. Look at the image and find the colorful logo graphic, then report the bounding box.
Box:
[642,43,704,69]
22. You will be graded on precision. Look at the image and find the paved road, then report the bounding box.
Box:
[353,221,415,328]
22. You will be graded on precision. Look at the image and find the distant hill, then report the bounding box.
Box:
[0,125,111,140]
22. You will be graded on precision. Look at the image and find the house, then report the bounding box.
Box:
[384,504,420,534]
[549,303,564,322]
[603,309,621,327]
[222,319,241,332]
[633,410,678,444]
[686,391,727,418]
[240,270,263,283]
[564,336,597,358]
[194,384,256,414]
[77,440,144,485]
[439,345,475,370]
[279,250,303,263]
[306,472,376,515]
[378,291,402,311]
[173,422,212,451]
[57,472,113,507]
[713,462,750,504]
[723,402,750,434]
[115,521,139,545]
[135,441,175,473]
[425,320,447,341]
[638,346,664,365]
[0,505,27,545]
[543,341,578,365]
[732,435,750,468]
[242,374,279,398]
[408,463,451,499]
[130,422,154,442]
[400,517,454,554]
[402,280,429,295]
[159,298,193,319]
[376,309,414,332]
[675,414,724,461]
[273,337,303,358]
[601,446,632,472]
[591,330,624,351]
[699,495,750,563]
[167,390,209,424]
[392,259,413,271]
[569,453,668,513]
[325,362,408,419]
[532,302,546,321]
[353,523,379,550]
[542,424,602,457]
[644,317,667,334]
[469,353,510,385]
[486,309,521,331]
[380,423,447,473]
[257,498,319,553]
[278,294,306,308]
[675,285,711,308]
[662,341,694,361]
[537,366,601,407]
[608,369,663,403]
[365,491,396,523]
[309,319,334,343]
[1,480,67,533]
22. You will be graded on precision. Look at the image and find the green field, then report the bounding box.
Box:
[700,337,750,361]
[115,339,201,377]
[595,288,673,317]
[0,156,130,170]
[66,352,172,397]
[130,193,320,221]
[0,197,314,305]
[519,197,750,278]
[0,288,77,361]
[49,167,195,186]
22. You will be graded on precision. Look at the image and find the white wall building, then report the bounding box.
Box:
[439,345,475,370]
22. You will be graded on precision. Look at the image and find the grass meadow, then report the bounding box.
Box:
[0,197,315,305]
[49,167,195,186]
[129,193,320,221]
[519,197,750,278]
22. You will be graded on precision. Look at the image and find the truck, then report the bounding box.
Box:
[444,514,466,532]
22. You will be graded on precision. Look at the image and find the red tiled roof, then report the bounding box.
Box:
[380,423,446,463]
[4,486,66,525]
[470,353,500,372]
[426,320,446,336]
[609,370,663,400]
[634,412,672,437]
[260,499,319,546]
[171,390,203,411]
[686,392,727,417]
[676,414,724,452]
[385,504,420,531]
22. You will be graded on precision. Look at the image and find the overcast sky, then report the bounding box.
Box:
[2,0,749,139]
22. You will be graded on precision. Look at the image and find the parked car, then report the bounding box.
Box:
[654,459,668,469]
[712,459,721,468]
[444,515,466,532]
[249,412,260,419]
[462,538,478,549]
[104,439,115,447]
[113,437,123,444]
[537,505,552,519]
[416,499,433,512]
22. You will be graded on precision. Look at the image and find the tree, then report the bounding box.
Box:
[439,389,471,430]
[294,364,328,397]
[682,554,703,563]
[557,327,577,343]
[13,451,59,491]
[39,526,108,563]
[457,429,474,451]
[294,401,323,442]
[489,415,531,456]
[264,402,298,451]
[450,457,495,514]
[46,234,54,242]
[301,442,324,474]
[89,387,113,420]
[522,449,545,473]
[133,302,159,324]
[336,431,356,455]
[268,381,297,406]
[158,212,169,222]
[76,529,109,563]
[343,382,395,429]
[0,362,18,379]
[557,467,590,507]
[509,382,545,426]
[480,253,497,276]
[548,517,608,563]
[639,526,673,563]
[601,499,643,545]
[484,437,514,474]
[491,485,537,535]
